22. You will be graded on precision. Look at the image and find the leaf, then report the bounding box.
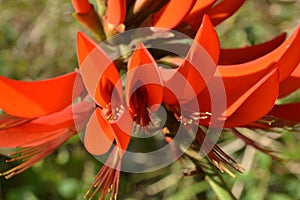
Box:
[206,175,237,200]
[166,181,209,200]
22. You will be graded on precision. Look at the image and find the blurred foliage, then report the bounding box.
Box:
[1,0,300,200]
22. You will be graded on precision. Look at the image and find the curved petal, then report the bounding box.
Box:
[71,0,92,14]
[269,103,300,123]
[153,0,196,29]
[84,107,132,156]
[160,24,217,104]
[273,27,300,82]
[105,0,127,25]
[197,69,279,127]
[126,43,163,112]
[0,72,77,118]
[206,0,246,26]
[0,102,93,147]
[84,108,115,155]
[76,32,122,107]
[279,63,300,97]
[223,69,279,127]
[218,27,300,99]
[219,33,287,65]
[183,0,217,30]
[194,14,220,64]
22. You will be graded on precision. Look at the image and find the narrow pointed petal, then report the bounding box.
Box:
[153,0,196,29]
[194,15,220,64]
[76,32,122,107]
[223,69,279,127]
[273,27,300,82]
[279,63,300,97]
[84,108,115,155]
[219,33,287,65]
[183,0,217,30]
[160,28,217,104]
[269,103,300,123]
[0,102,93,147]
[206,0,246,26]
[105,0,127,25]
[71,0,92,14]
[0,72,77,118]
[126,43,163,112]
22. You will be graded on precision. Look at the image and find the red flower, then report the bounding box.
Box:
[159,16,300,128]
[76,31,164,199]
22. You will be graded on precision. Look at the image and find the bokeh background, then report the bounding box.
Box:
[0,0,300,199]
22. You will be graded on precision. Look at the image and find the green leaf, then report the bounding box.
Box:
[166,181,209,200]
[206,175,237,200]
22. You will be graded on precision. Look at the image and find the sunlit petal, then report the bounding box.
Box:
[84,107,115,155]
[126,43,163,113]
[76,32,122,107]
[105,0,127,25]
[184,0,217,30]
[160,22,217,104]
[0,72,77,118]
[0,102,93,147]
[153,0,196,29]
[194,14,220,64]
[223,68,279,127]
[206,0,247,25]
[71,0,92,14]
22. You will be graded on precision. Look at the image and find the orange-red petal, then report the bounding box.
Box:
[206,0,246,26]
[217,27,300,100]
[0,102,93,147]
[197,68,279,127]
[219,33,287,65]
[76,32,122,107]
[126,43,163,112]
[105,0,127,25]
[0,72,77,118]
[272,27,300,82]
[183,0,217,30]
[160,21,217,104]
[223,68,279,127]
[194,15,220,64]
[71,0,92,14]
[84,108,115,155]
[153,0,196,29]
[84,107,132,156]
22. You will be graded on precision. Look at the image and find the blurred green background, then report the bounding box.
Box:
[0,0,300,199]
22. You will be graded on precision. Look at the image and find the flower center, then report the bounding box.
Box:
[130,85,151,127]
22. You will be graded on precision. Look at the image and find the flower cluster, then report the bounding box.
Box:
[1,0,300,199]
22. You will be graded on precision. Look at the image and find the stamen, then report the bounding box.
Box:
[196,128,244,174]
[0,129,73,179]
[107,105,125,121]
[0,114,31,130]
[84,148,122,200]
